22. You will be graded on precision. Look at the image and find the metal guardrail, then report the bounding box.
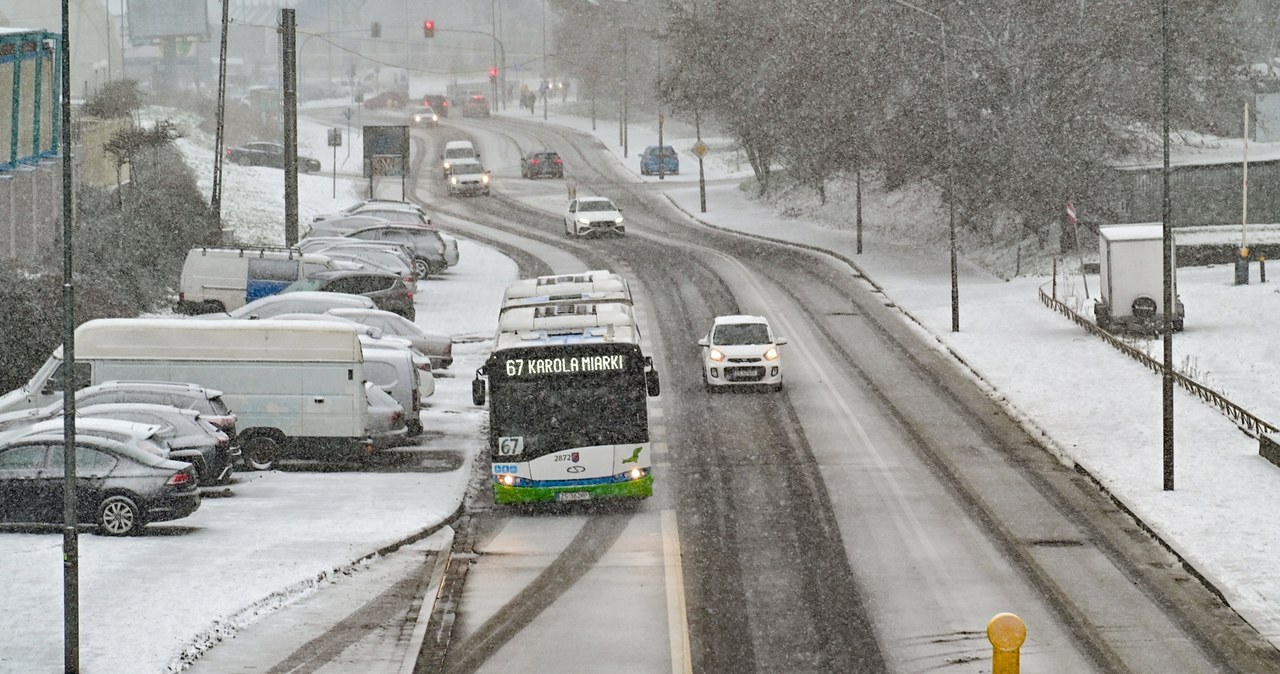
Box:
[1038,284,1279,438]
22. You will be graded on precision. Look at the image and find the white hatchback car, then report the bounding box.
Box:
[564,196,625,238]
[697,315,788,391]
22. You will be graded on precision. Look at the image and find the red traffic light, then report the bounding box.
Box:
[488,66,498,81]
[423,20,435,38]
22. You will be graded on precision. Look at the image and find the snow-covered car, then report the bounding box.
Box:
[563,196,624,238]
[446,158,491,196]
[411,107,439,128]
[697,315,788,392]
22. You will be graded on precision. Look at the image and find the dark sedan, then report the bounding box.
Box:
[0,434,200,536]
[283,269,416,321]
[78,403,237,486]
[521,150,564,179]
[225,142,322,173]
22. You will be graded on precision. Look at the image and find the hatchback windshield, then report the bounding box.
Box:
[714,323,770,345]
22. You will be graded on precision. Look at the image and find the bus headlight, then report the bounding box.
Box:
[763,347,779,361]
[708,348,725,362]
[628,467,644,480]
[498,474,516,486]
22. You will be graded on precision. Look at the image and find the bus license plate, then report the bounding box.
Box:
[557,491,591,502]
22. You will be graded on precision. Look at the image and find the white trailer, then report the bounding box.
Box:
[0,318,372,469]
[1094,224,1185,333]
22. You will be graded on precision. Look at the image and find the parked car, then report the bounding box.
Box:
[0,434,200,536]
[440,233,460,267]
[297,239,417,279]
[344,224,450,277]
[283,269,417,320]
[328,307,454,368]
[364,382,408,446]
[411,106,439,128]
[697,314,787,392]
[196,290,377,320]
[441,140,479,178]
[446,158,491,197]
[640,145,679,176]
[421,94,449,116]
[521,150,564,179]
[461,94,490,118]
[304,215,399,239]
[225,142,321,173]
[77,403,236,486]
[564,196,625,238]
[360,344,425,436]
[313,199,431,225]
[0,418,172,464]
[76,381,239,440]
[363,90,408,109]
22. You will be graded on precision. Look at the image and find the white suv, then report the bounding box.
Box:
[697,315,787,392]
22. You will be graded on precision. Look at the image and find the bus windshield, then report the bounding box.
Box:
[485,346,648,459]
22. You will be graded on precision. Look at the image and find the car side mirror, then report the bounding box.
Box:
[696,337,708,347]
[776,337,788,345]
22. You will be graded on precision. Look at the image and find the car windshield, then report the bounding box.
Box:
[714,323,770,345]
[579,200,615,212]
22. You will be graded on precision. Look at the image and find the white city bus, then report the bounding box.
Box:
[496,302,638,339]
[498,290,632,315]
[472,324,660,504]
[500,270,631,302]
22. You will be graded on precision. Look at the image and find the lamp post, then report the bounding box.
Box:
[1160,0,1175,491]
[542,0,548,120]
[887,0,959,332]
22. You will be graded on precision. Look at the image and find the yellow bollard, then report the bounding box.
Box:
[987,612,1027,674]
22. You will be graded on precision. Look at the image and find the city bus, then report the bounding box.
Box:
[500,270,631,302]
[498,290,633,316]
[472,324,660,504]
[497,302,639,339]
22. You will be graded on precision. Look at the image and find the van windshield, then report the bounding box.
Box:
[445,148,474,159]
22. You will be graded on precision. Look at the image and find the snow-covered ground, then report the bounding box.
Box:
[3,91,1278,672]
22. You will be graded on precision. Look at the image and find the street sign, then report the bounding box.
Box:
[691,140,709,159]
[327,128,342,147]
[1065,200,1077,225]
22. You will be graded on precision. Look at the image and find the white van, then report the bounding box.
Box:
[441,140,478,178]
[501,270,631,302]
[0,318,372,470]
[176,246,343,314]
[499,290,632,315]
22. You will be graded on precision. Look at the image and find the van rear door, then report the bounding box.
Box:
[246,258,302,303]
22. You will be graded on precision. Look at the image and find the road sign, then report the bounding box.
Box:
[1065,200,1077,225]
[327,128,341,147]
[691,140,709,159]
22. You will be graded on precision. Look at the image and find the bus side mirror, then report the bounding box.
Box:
[646,369,660,397]
[472,377,486,406]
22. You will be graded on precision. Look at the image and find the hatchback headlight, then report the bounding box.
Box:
[764,347,780,361]
[450,176,458,184]
[482,174,490,183]
[708,348,725,362]
[614,217,624,224]
[577,217,591,225]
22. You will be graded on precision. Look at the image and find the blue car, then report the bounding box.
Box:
[640,145,679,176]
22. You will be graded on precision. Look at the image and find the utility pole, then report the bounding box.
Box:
[281,9,299,246]
[59,1,80,671]
[212,0,230,243]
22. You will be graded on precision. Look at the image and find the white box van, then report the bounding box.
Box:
[176,246,343,314]
[441,140,478,178]
[0,318,373,470]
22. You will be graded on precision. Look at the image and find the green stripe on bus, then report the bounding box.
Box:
[493,475,654,505]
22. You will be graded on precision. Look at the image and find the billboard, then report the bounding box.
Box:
[362,125,410,178]
[127,0,210,43]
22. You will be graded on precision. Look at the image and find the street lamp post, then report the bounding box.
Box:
[887,0,959,332]
[1160,0,1175,491]
[542,0,548,120]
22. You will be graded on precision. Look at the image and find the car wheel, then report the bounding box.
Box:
[413,258,432,278]
[97,495,142,536]
[241,434,280,471]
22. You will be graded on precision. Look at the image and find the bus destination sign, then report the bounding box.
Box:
[504,354,626,376]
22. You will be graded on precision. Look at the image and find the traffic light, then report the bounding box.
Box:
[371,22,381,38]
[423,20,435,38]
[489,66,498,82]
